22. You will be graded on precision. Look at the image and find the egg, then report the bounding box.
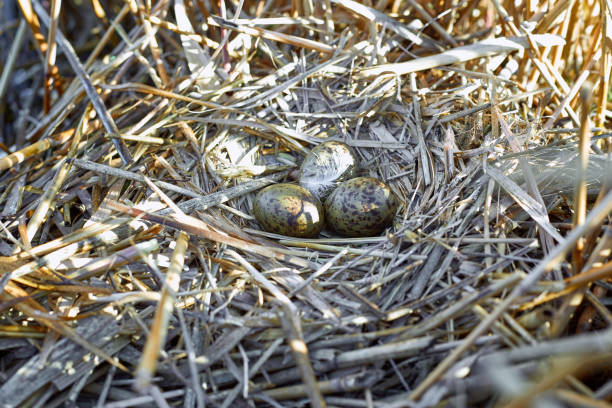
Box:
[325,177,398,237]
[253,184,324,237]
[298,141,359,200]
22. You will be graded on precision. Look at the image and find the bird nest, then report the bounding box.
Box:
[1,0,612,407]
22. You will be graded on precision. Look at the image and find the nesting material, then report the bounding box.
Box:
[0,0,611,407]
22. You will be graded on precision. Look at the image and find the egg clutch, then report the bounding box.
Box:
[253,141,399,238]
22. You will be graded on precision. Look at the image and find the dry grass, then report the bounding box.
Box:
[1,0,612,406]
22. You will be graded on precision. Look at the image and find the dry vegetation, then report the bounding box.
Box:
[1,0,612,406]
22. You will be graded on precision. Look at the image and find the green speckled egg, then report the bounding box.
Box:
[298,141,359,200]
[253,184,324,238]
[325,177,398,237]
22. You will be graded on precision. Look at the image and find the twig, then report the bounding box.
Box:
[31,0,132,165]
[135,232,189,391]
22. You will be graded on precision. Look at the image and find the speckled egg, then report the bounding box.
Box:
[325,177,398,237]
[298,141,359,200]
[253,184,324,238]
